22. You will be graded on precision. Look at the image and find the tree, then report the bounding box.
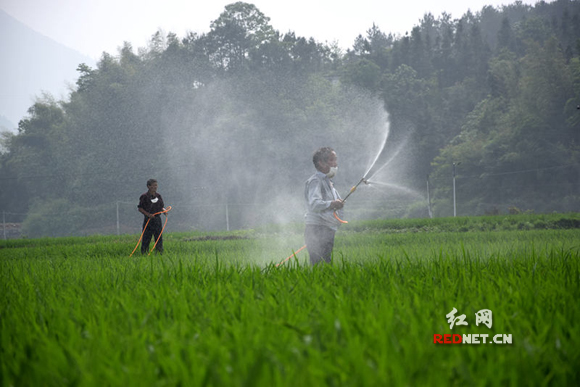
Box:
[3,96,68,209]
[341,58,382,92]
[497,17,515,52]
[205,2,276,72]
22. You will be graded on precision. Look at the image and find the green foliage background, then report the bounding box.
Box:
[1,1,579,236]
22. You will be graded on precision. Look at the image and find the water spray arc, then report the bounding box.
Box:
[333,124,396,223]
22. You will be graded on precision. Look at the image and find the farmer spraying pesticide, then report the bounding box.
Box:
[304,147,345,265]
[278,146,375,267]
[137,179,167,255]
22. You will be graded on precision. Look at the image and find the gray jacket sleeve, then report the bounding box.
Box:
[305,178,332,213]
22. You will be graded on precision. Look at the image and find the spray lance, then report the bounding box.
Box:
[333,176,369,224]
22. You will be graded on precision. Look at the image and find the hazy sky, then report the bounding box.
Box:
[2,0,542,60]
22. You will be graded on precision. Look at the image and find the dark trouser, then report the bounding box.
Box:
[141,216,163,254]
[304,224,336,265]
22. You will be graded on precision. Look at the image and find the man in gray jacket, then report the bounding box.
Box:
[304,147,344,265]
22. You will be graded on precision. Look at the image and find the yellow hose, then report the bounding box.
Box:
[129,206,172,257]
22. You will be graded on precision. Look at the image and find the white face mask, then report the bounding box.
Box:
[326,166,338,178]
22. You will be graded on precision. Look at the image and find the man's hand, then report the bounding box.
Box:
[330,199,344,210]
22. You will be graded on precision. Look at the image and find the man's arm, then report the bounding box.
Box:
[138,195,155,218]
[138,207,154,218]
[306,180,343,212]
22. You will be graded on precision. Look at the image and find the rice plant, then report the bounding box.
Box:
[1,215,579,386]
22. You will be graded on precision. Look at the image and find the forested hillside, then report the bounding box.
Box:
[1,1,579,237]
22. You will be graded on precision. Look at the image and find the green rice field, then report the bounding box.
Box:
[1,213,579,386]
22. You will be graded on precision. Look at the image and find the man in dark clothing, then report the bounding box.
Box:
[304,147,344,265]
[137,179,166,254]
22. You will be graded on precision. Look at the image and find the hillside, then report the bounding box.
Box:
[0,9,95,130]
[0,1,579,237]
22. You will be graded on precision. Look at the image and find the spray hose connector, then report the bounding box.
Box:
[332,176,369,224]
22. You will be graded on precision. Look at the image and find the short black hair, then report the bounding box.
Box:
[312,147,335,170]
[147,179,157,187]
